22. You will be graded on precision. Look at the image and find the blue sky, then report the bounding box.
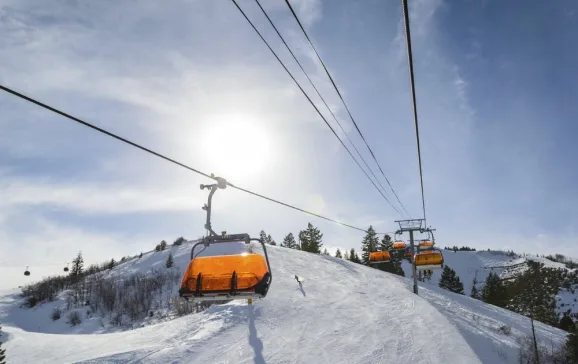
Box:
[1,0,577,289]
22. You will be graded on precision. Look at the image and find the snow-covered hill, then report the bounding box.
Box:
[0,242,570,364]
[400,249,578,318]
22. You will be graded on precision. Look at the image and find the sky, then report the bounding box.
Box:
[1,0,577,289]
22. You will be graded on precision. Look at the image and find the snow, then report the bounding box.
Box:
[401,249,578,319]
[1,243,570,364]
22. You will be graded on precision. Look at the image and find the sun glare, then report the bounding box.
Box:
[199,114,272,182]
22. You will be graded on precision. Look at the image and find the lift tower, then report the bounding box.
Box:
[394,219,436,295]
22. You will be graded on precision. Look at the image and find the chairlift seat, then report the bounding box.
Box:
[393,241,407,250]
[179,253,271,301]
[414,251,443,270]
[368,251,391,264]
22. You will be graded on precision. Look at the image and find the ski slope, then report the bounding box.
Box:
[1,242,569,364]
[400,249,578,317]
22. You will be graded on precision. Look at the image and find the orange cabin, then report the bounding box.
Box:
[369,251,391,263]
[179,253,269,297]
[393,241,406,250]
[419,240,433,248]
[414,251,443,266]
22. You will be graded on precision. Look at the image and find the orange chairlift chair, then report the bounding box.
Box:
[392,233,407,250]
[369,251,391,264]
[413,229,443,269]
[179,176,272,302]
[418,239,434,250]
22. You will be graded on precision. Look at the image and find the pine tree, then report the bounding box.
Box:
[160,240,167,250]
[379,234,393,252]
[0,325,6,364]
[343,249,350,260]
[559,314,575,332]
[166,253,174,268]
[470,276,481,300]
[299,223,323,254]
[506,261,560,326]
[373,234,404,277]
[281,233,299,249]
[360,226,379,264]
[71,251,84,277]
[298,231,307,251]
[323,248,329,255]
[108,258,115,270]
[266,234,277,246]
[139,252,143,258]
[260,230,268,244]
[335,249,343,258]
[564,332,578,363]
[349,248,360,263]
[481,272,508,308]
[438,266,464,294]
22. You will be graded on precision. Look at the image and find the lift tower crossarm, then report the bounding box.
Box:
[395,219,425,295]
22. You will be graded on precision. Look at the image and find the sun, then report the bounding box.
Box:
[199,113,272,183]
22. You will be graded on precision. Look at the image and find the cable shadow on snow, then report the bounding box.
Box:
[297,281,306,297]
[248,305,266,364]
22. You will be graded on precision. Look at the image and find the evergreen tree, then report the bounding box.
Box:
[108,258,116,270]
[322,248,329,255]
[139,252,143,258]
[299,223,323,254]
[438,266,464,294]
[360,226,379,264]
[349,248,360,263]
[298,231,307,251]
[481,272,508,308]
[335,249,342,258]
[166,253,174,268]
[379,234,393,252]
[173,237,185,246]
[470,276,481,300]
[559,314,575,332]
[266,234,277,246]
[160,240,167,250]
[71,251,84,277]
[343,249,350,260]
[281,233,299,249]
[564,332,578,363]
[259,230,268,244]
[0,325,6,364]
[506,261,560,326]
[372,234,404,277]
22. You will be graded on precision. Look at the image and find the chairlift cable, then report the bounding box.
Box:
[283,0,411,218]
[399,0,427,226]
[252,0,398,210]
[0,84,375,234]
[230,0,403,217]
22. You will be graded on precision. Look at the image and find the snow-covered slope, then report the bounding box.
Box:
[1,243,570,364]
[401,249,578,318]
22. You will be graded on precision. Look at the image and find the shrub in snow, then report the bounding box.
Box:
[499,325,511,335]
[0,325,6,364]
[66,311,82,327]
[51,307,62,321]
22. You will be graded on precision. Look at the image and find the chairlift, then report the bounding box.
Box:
[179,176,272,302]
[414,249,444,270]
[24,266,30,276]
[418,240,433,250]
[368,251,391,264]
[392,232,407,250]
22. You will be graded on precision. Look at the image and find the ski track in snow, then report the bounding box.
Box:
[1,244,570,364]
